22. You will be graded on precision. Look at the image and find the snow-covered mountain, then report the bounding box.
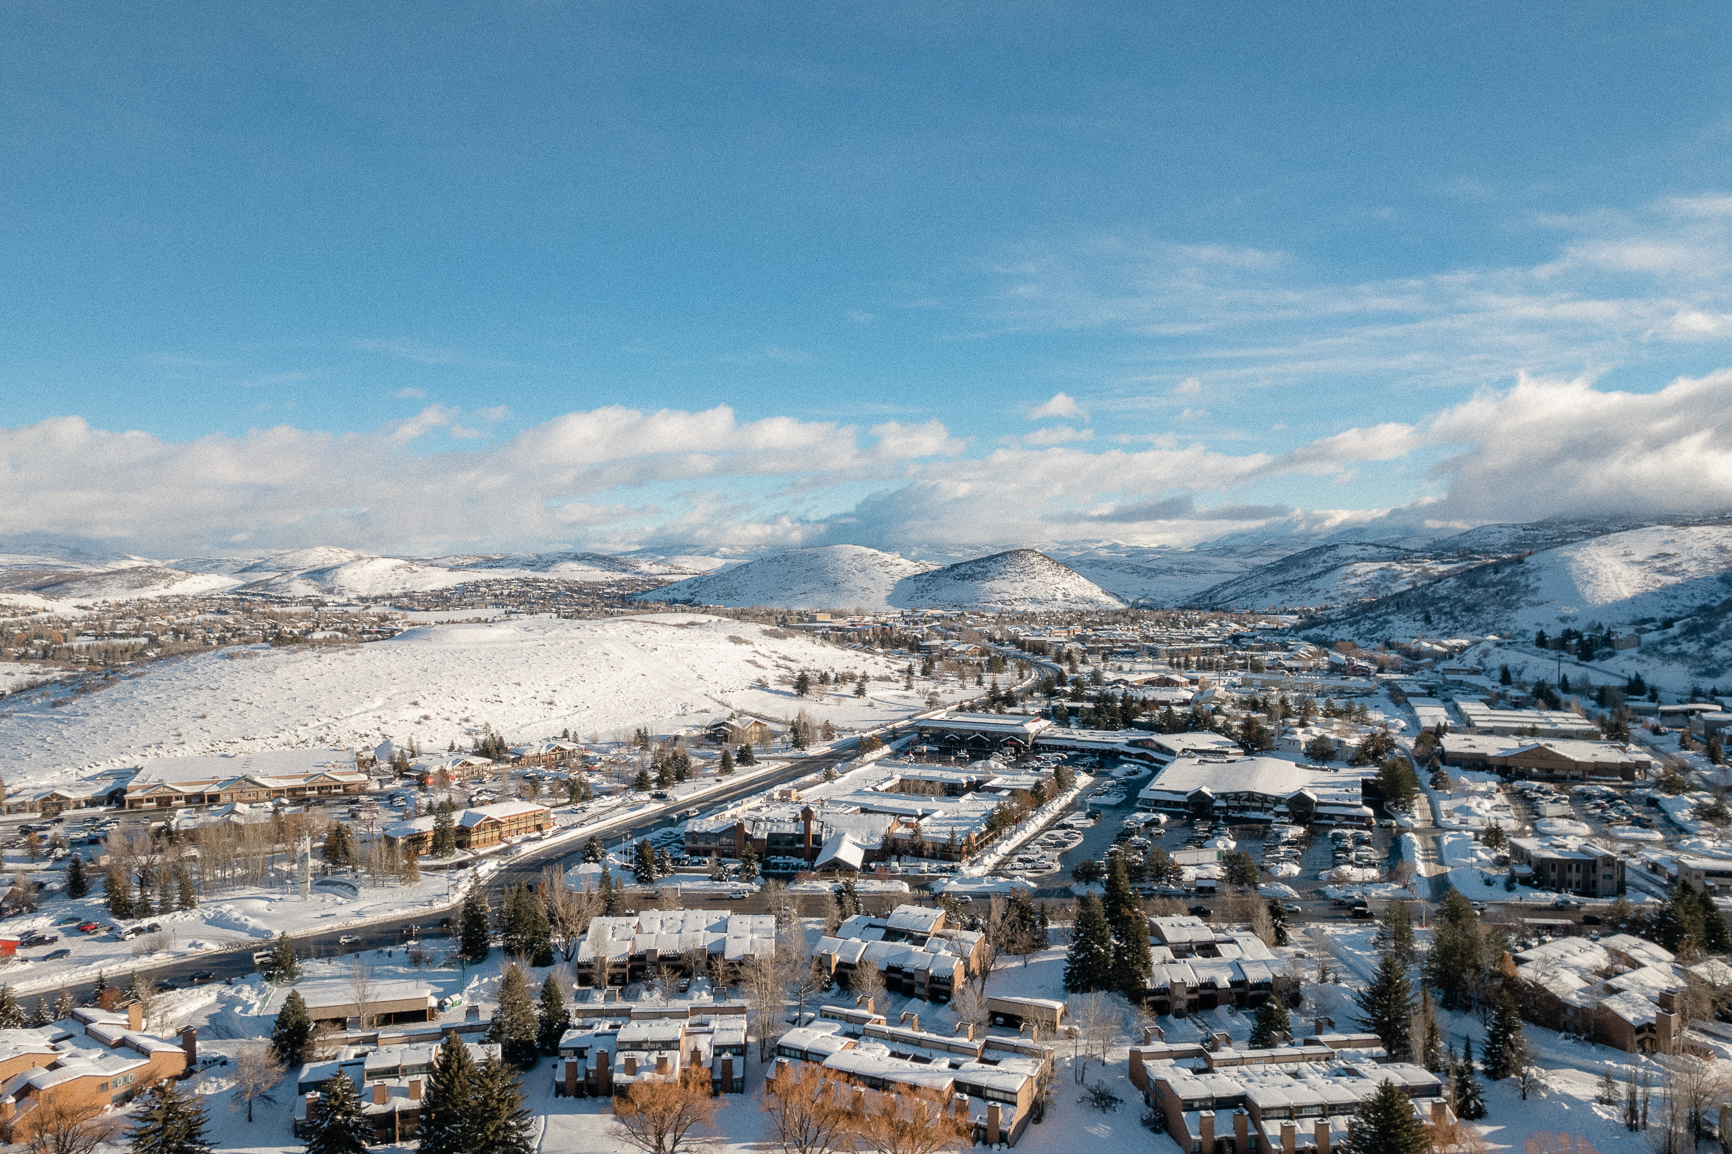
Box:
[1054,542,1301,606]
[637,545,934,611]
[434,551,701,579]
[1311,524,1732,673]
[1189,543,1477,611]
[892,549,1126,611]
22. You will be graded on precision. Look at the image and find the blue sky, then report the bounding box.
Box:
[5,2,1732,557]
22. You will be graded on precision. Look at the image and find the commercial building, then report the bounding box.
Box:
[1455,701,1601,739]
[1507,837,1625,898]
[914,713,1052,756]
[268,979,438,1028]
[382,799,553,854]
[1138,757,1374,827]
[123,749,368,809]
[1439,735,1652,782]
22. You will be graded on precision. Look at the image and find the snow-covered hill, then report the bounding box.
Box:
[1190,543,1473,611]
[0,614,919,793]
[1055,542,1306,606]
[891,550,1126,611]
[436,551,701,580]
[638,545,934,610]
[1312,524,1732,673]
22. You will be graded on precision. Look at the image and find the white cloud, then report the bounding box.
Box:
[1022,426,1094,445]
[1026,392,1088,421]
[395,387,427,399]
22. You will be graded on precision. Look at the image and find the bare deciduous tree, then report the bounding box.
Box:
[760,1064,857,1154]
[849,960,886,1007]
[1065,992,1123,1084]
[22,1096,114,1154]
[230,1041,286,1123]
[612,1069,726,1154]
[851,1085,970,1154]
[347,955,378,1031]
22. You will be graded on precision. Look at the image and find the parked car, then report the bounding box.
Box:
[77,922,103,934]
[338,935,360,946]
[189,971,216,985]
[42,949,70,961]
[1581,914,1603,925]
[1188,906,1211,918]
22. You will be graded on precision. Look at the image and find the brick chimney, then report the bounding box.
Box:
[1280,1120,1296,1154]
[373,1083,387,1106]
[598,1050,613,1096]
[986,1104,1001,1146]
[900,1012,919,1032]
[1314,1119,1331,1154]
[409,1080,424,1101]
[721,1056,734,1090]
[179,1027,197,1070]
[1430,1100,1448,1127]
[305,1092,320,1125]
[1199,1112,1215,1152]
[563,1060,576,1098]
[127,1004,143,1031]
[655,1054,669,1076]
[801,807,815,854]
[954,1022,973,1041]
[624,1055,637,1077]
[855,995,873,1015]
[690,1046,702,1073]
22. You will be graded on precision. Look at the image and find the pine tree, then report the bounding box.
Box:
[599,866,621,915]
[0,985,25,1029]
[1247,997,1289,1048]
[633,839,656,884]
[177,868,197,911]
[431,799,458,858]
[1341,1079,1429,1154]
[1063,895,1115,993]
[738,743,756,766]
[1101,854,1151,996]
[1691,885,1732,954]
[460,886,493,962]
[105,865,134,918]
[537,973,568,1055]
[738,842,760,881]
[1381,900,1416,967]
[304,1073,370,1154]
[1354,951,1414,1062]
[323,824,352,870]
[583,835,604,863]
[67,853,88,899]
[1654,882,1707,954]
[1265,898,1290,946]
[420,1034,475,1154]
[124,972,145,1003]
[1453,1037,1486,1120]
[92,971,109,1004]
[272,989,313,1065]
[719,748,734,776]
[488,964,539,1068]
[131,1082,213,1154]
[30,995,49,1027]
[270,931,301,980]
[467,1058,535,1154]
[1415,989,1444,1072]
[54,984,75,1020]
[1481,990,1526,1080]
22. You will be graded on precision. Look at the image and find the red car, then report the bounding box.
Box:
[77,922,103,934]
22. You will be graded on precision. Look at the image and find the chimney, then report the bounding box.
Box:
[900,1012,919,1033]
[1199,1112,1215,1153]
[410,1080,424,1101]
[1659,990,1678,1013]
[1128,1048,1146,1091]
[951,1093,969,1118]
[1234,1109,1248,1151]
[1314,1119,1331,1154]
[1211,1030,1232,1053]
[1312,1016,1334,1037]
[851,1087,866,1114]
[954,1022,973,1041]
[1280,1120,1296,1154]
[127,1004,143,1031]
[721,1055,734,1091]
[656,1054,669,1076]
[856,995,874,1015]
[986,1104,1001,1146]
[305,1092,319,1125]
[690,1046,703,1073]
[1430,1100,1447,1127]
[1,1097,14,1124]
[802,807,815,852]
[624,1055,637,1076]
[598,1050,612,1096]
[179,1026,198,1069]
[373,1083,387,1106]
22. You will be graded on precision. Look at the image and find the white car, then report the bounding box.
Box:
[338,934,361,946]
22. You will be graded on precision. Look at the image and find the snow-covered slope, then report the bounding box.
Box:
[1314,525,1732,668]
[891,550,1126,611]
[1055,542,1302,606]
[0,614,915,791]
[436,551,701,580]
[1190,543,1473,611]
[638,545,933,610]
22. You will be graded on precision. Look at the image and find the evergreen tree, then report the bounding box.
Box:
[431,799,458,858]
[420,1034,476,1154]
[467,1058,536,1154]
[1691,885,1732,954]
[130,1081,213,1154]
[1481,991,1526,1080]
[583,835,604,863]
[1341,1079,1429,1154]
[67,853,88,899]
[270,931,301,980]
[1354,951,1414,1062]
[1247,997,1289,1048]
[105,864,134,918]
[1381,900,1417,968]
[177,868,197,911]
[1063,894,1115,993]
[1101,854,1151,996]
[272,989,314,1065]
[323,823,351,870]
[54,985,75,1020]
[1424,890,1484,1011]
[1266,898,1290,946]
[598,866,621,915]
[633,768,652,791]
[1453,1037,1486,1120]
[738,842,760,881]
[719,748,734,776]
[304,1074,369,1154]
[738,743,756,766]
[487,964,539,1068]
[124,972,145,1004]
[1415,989,1444,1072]
[0,985,26,1029]
[29,995,49,1027]
[92,971,109,1004]
[537,973,568,1055]
[460,885,493,962]
[633,839,656,884]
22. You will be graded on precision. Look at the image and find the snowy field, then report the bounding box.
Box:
[0,614,950,794]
